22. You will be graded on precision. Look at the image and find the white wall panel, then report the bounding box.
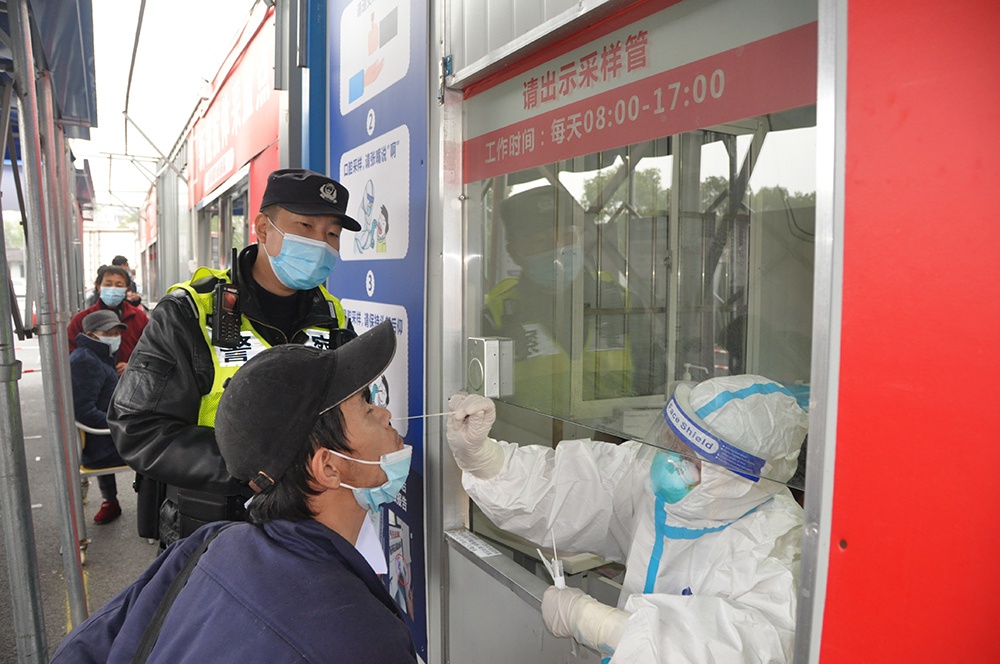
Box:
[487,0,515,54]
[514,1,544,40]
[449,0,623,80]
[447,546,603,664]
[461,0,490,64]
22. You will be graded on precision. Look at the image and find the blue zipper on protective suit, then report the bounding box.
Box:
[643,495,756,594]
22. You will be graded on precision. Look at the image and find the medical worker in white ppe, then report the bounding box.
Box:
[446,374,809,663]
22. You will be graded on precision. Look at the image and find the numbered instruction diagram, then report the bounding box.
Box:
[342,300,409,436]
[340,124,410,261]
[340,0,411,114]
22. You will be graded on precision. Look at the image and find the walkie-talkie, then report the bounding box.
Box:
[211,248,243,348]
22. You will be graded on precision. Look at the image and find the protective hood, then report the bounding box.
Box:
[660,457,788,528]
[647,375,808,528]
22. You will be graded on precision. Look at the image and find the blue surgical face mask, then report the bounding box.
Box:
[650,450,701,504]
[99,286,127,307]
[262,217,340,290]
[95,334,122,355]
[522,245,584,289]
[333,445,412,514]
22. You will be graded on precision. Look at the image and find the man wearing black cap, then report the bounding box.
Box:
[109,168,362,547]
[53,321,417,663]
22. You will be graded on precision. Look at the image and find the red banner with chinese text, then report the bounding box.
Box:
[189,14,280,205]
[463,23,816,183]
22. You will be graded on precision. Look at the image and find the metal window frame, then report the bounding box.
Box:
[793,0,844,660]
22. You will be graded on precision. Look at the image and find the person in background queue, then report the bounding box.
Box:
[85,257,141,307]
[69,264,149,376]
[108,168,361,548]
[111,255,143,306]
[70,309,130,525]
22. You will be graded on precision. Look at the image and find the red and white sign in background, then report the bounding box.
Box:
[189,11,280,204]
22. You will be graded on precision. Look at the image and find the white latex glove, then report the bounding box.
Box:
[542,586,629,654]
[446,393,505,480]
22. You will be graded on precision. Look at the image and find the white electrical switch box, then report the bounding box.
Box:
[467,337,514,398]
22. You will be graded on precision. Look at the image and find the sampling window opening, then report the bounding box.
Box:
[466,106,816,493]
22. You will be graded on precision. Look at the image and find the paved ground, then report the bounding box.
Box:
[0,337,158,663]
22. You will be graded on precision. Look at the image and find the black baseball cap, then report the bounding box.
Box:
[259,168,361,231]
[215,320,396,493]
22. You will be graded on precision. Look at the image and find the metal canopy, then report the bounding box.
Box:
[0,0,98,138]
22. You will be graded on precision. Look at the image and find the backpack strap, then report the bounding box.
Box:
[132,523,235,663]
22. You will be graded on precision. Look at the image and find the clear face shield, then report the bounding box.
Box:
[647,434,702,504]
[643,388,771,494]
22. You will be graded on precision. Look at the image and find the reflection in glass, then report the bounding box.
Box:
[468,107,816,489]
[208,203,220,267]
[231,193,247,252]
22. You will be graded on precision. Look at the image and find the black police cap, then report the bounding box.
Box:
[260,169,361,231]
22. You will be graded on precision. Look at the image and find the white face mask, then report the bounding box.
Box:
[95,334,122,354]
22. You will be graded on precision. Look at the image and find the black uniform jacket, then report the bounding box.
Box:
[108,245,356,495]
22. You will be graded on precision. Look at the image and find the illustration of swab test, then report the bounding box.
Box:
[536,531,566,589]
[390,411,454,421]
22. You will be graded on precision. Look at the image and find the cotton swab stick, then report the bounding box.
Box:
[390,412,454,421]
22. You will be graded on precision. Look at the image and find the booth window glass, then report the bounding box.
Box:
[466,108,816,482]
[201,201,221,268]
[456,1,819,654]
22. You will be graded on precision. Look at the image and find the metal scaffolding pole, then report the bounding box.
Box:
[39,72,89,556]
[0,76,48,664]
[9,0,89,628]
[60,139,79,311]
[39,75,71,316]
[7,118,35,334]
[56,132,84,310]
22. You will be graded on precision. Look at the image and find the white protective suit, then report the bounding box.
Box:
[451,375,809,664]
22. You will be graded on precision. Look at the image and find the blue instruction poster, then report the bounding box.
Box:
[327,0,428,658]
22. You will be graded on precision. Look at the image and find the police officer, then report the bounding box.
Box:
[109,169,361,546]
[484,185,640,414]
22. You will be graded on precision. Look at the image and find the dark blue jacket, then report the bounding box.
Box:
[51,519,417,663]
[70,333,124,467]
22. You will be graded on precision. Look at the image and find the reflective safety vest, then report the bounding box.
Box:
[170,267,347,427]
[485,276,633,413]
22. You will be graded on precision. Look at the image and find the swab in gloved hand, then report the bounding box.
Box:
[537,531,566,589]
[445,394,506,480]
